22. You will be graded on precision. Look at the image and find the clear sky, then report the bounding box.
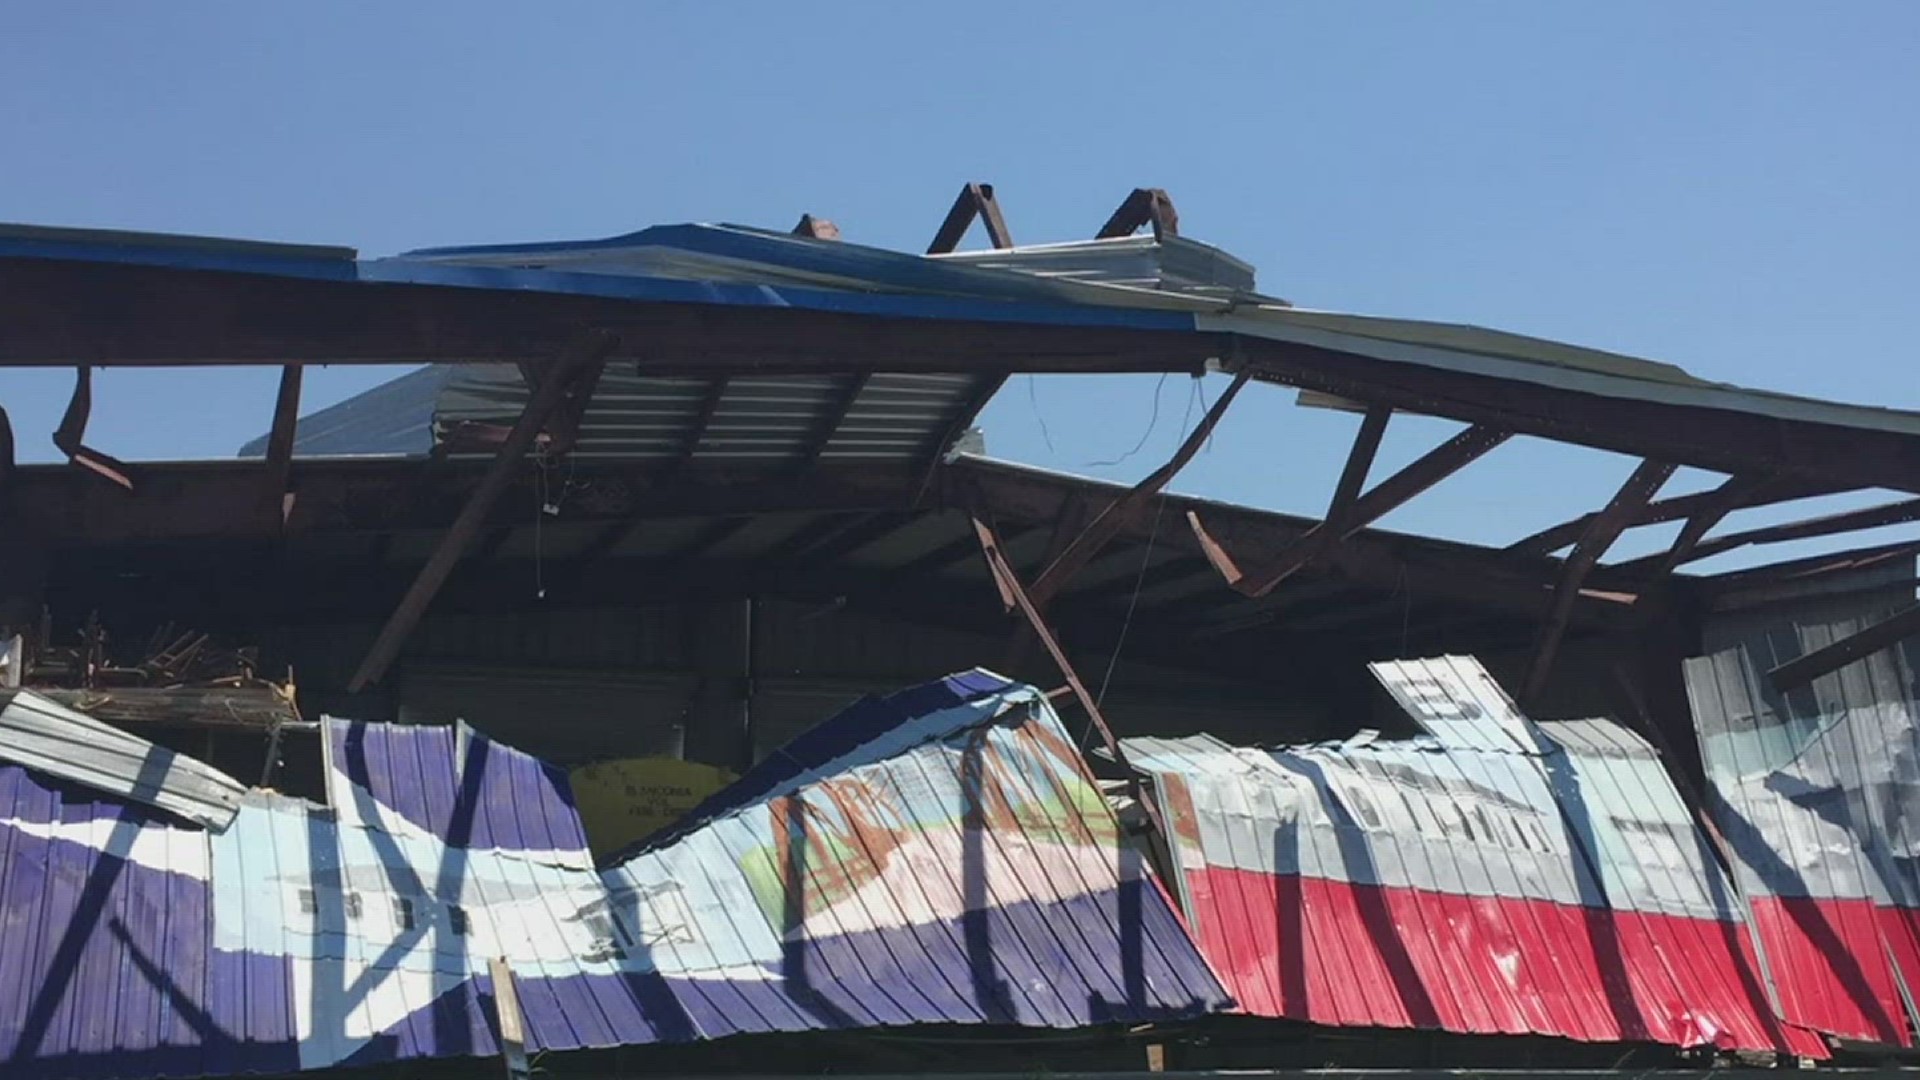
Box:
[3,3,1915,568]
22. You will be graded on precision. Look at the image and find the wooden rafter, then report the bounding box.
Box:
[1769,604,1920,694]
[1521,459,1677,704]
[1195,424,1510,597]
[347,332,618,692]
[926,182,1012,254]
[1026,372,1249,608]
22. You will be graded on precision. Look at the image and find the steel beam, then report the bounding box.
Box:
[798,371,872,473]
[1510,474,1831,557]
[1327,405,1392,520]
[1095,188,1179,241]
[1195,424,1510,597]
[1026,372,1249,607]
[1521,459,1677,704]
[926,182,1013,254]
[262,364,303,521]
[1654,495,1920,571]
[347,332,617,691]
[970,516,1170,860]
[1769,603,1920,694]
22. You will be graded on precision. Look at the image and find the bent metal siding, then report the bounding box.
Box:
[1686,609,1920,1046]
[0,672,1226,1080]
[1121,656,1822,1056]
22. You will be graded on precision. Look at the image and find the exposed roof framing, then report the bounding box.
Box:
[1768,602,1920,694]
[926,182,1013,254]
[1509,474,1838,557]
[1096,187,1180,241]
[1192,423,1511,597]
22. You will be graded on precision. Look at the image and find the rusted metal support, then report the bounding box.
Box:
[263,364,303,521]
[1326,405,1392,520]
[348,332,617,692]
[970,517,1170,850]
[1004,492,1094,672]
[1096,188,1179,241]
[1659,494,1920,571]
[1522,459,1677,704]
[798,371,872,473]
[926,182,1012,254]
[1196,424,1510,597]
[539,353,607,458]
[674,376,730,472]
[791,213,841,241]
[1769,603,1920,694]
[1643,472,1774,576]
[52,367,133,490]
[1510,476,1840,556]
[1027,372,1250,608]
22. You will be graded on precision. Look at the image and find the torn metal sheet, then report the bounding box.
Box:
[0,688,245,829]
[1685,608,1920,1046]
[1121,656,1817,1055]
[0,672,1226,1079]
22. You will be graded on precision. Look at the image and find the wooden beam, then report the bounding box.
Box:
[1769,603,1920,694]
[347,332,617,692]
[1096,188,1179,241]
[1026,371,1249,607]
[1199,424,1510,597]
[1328,405,1392,520]
[262,364,303,518]
[926,182,1012,254]
[486,957,532,1080]
[797,371,872,473]
[675,376,729,472]
[1522,459,1677,704]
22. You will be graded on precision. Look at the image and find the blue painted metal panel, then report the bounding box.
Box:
[0,672,1226,1079]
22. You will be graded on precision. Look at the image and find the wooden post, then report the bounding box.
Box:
[487,957,531,1080]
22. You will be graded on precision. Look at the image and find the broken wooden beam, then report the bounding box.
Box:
[1522,459,1677,704]
[348,331,618,692]
[1768,603,1920,694]
[1197,423,1510,597]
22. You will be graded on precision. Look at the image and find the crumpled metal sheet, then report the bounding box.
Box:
[0,673,1227,1079]
[1686,609,1920,1046]
[1123,655,1819,1055]
[0,689,246,829]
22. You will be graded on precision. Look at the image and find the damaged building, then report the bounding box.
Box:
[0,184,1917,1078]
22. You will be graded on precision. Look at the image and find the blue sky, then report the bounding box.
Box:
[3,3,1915,567]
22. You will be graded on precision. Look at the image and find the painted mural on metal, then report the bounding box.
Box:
[0,670,1226,1079]
[1123,655,1819,1055]
[1685,608,1920,1046]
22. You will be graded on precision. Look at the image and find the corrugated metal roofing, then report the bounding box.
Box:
[1119,656,1817,1055]
[1685,605,1920,1046]
[0,690,246,829]
[0,671,1226,1079]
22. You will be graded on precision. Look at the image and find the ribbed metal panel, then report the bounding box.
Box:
[0,689,246,829]
[0,673,1226,1079]
[1685,605,1920,1046]
[1121,658,1818,1055]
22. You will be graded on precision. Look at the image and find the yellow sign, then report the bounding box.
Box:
[570,757,736,858]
